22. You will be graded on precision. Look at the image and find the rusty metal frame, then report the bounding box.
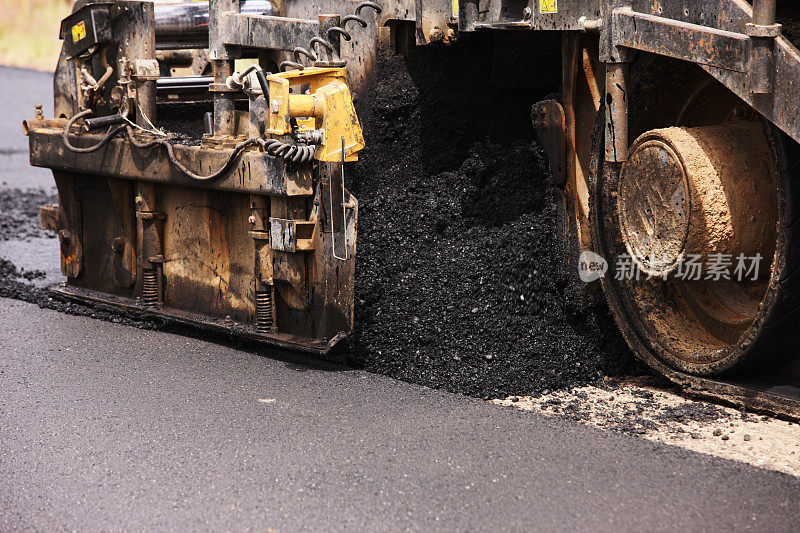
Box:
[27,126,313,197]
[219,12,320,51]
[611,7,750,72]
[51,283,343,354]
[369,0,800,150]
[601,2,800,150]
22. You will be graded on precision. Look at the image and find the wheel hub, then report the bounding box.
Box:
[618,123,777,277]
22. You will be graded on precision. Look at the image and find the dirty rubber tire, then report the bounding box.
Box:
[589,56,800,376]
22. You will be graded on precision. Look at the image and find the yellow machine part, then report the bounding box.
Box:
[266,67,365,162]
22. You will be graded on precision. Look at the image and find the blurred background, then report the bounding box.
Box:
[0,0,72,71]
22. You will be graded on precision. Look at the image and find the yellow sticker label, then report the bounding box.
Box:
[72,21,86,42]
[452,0,459,18]
[539,0,557,13]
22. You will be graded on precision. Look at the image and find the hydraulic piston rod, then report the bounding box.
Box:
[154,0,277,49]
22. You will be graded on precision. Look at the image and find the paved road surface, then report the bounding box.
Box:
[0,67,55,190]
[1,66,799,531]
[0,67,61,284]
[2,299,799,531]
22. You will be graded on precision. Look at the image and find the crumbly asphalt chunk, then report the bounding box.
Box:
[345,32,646,398]
[0,188,56,241]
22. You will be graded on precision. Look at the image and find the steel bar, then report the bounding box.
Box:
[219,13,319,51]
[611,7,749,72]
[752,0,777,27]
[154,0,276,48]
[748,0,780,94]
[156,75,214,92]
[210,0,239,136]
[604,61,628,163]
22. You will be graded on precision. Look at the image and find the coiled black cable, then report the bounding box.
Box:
[62,109,126,153]
[259,138,316,162]
[62,111,314,182]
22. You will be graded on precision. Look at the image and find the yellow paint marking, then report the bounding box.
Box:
[71,20,86,42]
[539,0,557,14]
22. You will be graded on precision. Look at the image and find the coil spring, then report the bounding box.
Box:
[255,290,275,333]
[257,138,316,162]
[281,1,382,71]
[142,268,160,307]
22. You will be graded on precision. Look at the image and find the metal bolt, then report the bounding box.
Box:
[271,100,280,113]
[35,104,44,120]
[111,237,125,253]
[578,16,603,32]
[135,195,144,206]
[248,215,256,224]
[428,26,444,42]
[58,229,72,245]
[523,7,532,20]
[447,28,456,41]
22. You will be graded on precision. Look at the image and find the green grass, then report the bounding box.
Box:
[0,0,72,71]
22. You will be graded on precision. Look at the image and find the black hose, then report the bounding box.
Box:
[125,125,260,181]
[62,109,126,153]
[124,126,174,149]
[163,137,261,181]
[255,69,270,100]
[63,111,312,182]
[84,113,127,131]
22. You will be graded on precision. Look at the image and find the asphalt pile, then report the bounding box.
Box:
[0,188,56,241]
[346,32,644,398]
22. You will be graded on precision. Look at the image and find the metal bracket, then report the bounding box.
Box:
[531,100,567,187]
[745,22,782,38]
[269,218,316,252]
[329,137,348,261]
[128,59,160,81]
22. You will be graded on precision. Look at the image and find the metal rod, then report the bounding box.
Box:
[156,76,215,91]
[212,60,236,136]
[248,82,267,138]
[155,0,276,40]
[748,0,778,94]
[113,1,157,128]
[459,0,479,32]
[210,0,240,137]
[752,0,777,26]
[605,62,629,163]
